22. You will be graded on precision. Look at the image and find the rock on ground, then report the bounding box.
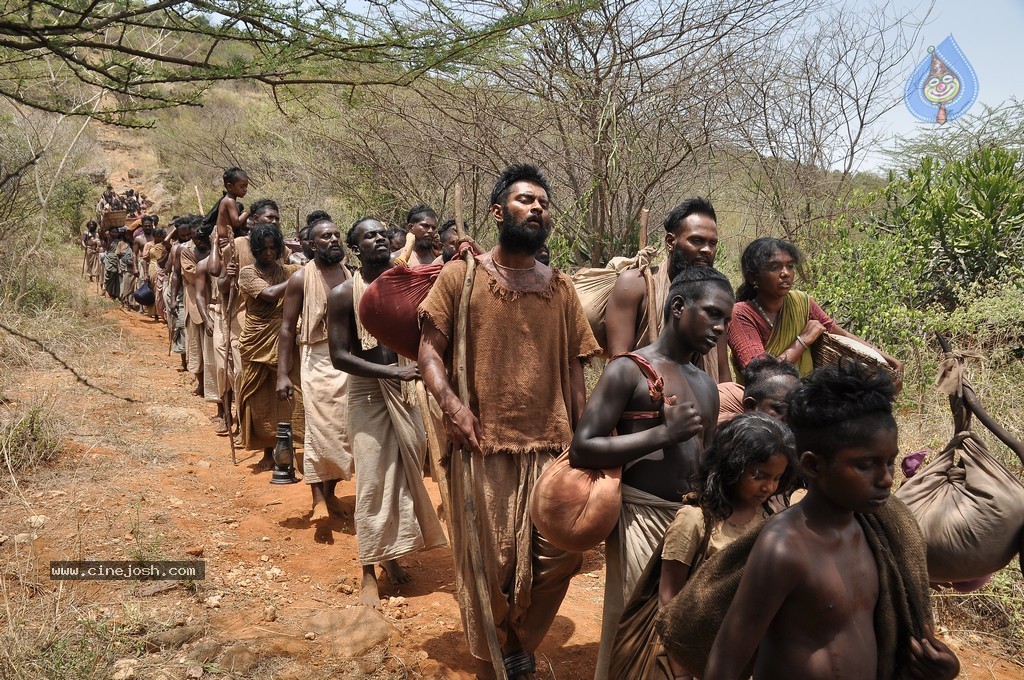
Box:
[306,608,395,657]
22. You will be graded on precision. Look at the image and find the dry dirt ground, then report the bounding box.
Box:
[1,127,1021,679]
[5,276,1023,680]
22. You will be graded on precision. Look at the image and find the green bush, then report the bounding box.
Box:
[806,146,1024,369]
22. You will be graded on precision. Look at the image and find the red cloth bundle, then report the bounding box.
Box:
[358,262,444,359]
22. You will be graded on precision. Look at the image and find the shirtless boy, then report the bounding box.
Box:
[703,363,959,680]
[214,167,250,243]
[571,266,734,679]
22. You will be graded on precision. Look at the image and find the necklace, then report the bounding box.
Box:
[751,299,776,329]
[492,258,535,272]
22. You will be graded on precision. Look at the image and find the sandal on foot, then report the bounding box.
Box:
[503,651,535,679]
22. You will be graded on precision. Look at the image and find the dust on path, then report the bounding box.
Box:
[1,302,605,678]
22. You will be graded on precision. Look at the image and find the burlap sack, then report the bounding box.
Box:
[570,246,658,354]
[528,450,621,553]
[895,430,1024,582]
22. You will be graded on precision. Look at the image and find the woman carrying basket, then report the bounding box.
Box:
[727,237,903,387]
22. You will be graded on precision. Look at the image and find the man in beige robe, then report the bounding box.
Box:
[419,164,601,679]
[327,217,446,609]
[277,218,354,521]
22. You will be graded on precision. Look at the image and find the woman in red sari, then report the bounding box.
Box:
[727,237,903,386]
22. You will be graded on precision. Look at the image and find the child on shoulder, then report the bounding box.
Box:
[214,167,250,244]
[702,362,959,680]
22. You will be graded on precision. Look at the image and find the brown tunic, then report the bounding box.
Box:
[418,259,601,456]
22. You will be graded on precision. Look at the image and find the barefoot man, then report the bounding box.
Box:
[277,218,354,521]
[419,164,601,678]
[327,217,446,607]
[571,266,734,679]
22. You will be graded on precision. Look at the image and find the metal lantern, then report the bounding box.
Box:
[270,422,299,484]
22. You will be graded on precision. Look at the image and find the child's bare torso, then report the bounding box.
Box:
[755,508,879,679]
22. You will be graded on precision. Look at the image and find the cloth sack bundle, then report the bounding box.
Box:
[133,280,155,306]
[357,262,444,360]
[530,351,667,553]
[570,245,658,355]
[529,450,621,553]
[895,429,1024,582]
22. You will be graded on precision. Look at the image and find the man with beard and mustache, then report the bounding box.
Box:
[326,217,446,608]
[418,164,601,679]
[605,197,731,383]
[437,219,460,263]
[403,204,439,267]
[277,219,355,523]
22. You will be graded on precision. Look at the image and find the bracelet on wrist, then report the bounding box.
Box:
[446,403,464,419]
[796,336,810,350]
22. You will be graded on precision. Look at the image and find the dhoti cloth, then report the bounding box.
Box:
[200,309,220,404]
[300,340,353,484]
[219,299,244,401]
[85,250,98,278]
[238,358,303,450]
[154,269,167,323]
[186,318,204,377]
[447,449,583,660]
[171,290,186,356]
[120,271,137,306]
[596,485,681,679]
[211,302,228,402]
[347,373,446,564]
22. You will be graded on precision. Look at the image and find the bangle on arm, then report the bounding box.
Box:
[446,403,463,419]
[796,335,810,350]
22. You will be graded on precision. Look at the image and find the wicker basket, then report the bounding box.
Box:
[811,333,897,382]
[101,210,127,229]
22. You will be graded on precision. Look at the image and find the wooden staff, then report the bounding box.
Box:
[195,186,203,214]
[638,207,649,249]
[935,333,1024,464]
[451,183,507,680]
[640,207,660,344]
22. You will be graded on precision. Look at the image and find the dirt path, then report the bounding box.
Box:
[0,282,1019,680]
[2,127,1020,677]
[1,302,610,678]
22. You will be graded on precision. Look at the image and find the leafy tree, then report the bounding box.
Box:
[0,0,573,125]
[808,145,1024,358]
[877,146,1024,308]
